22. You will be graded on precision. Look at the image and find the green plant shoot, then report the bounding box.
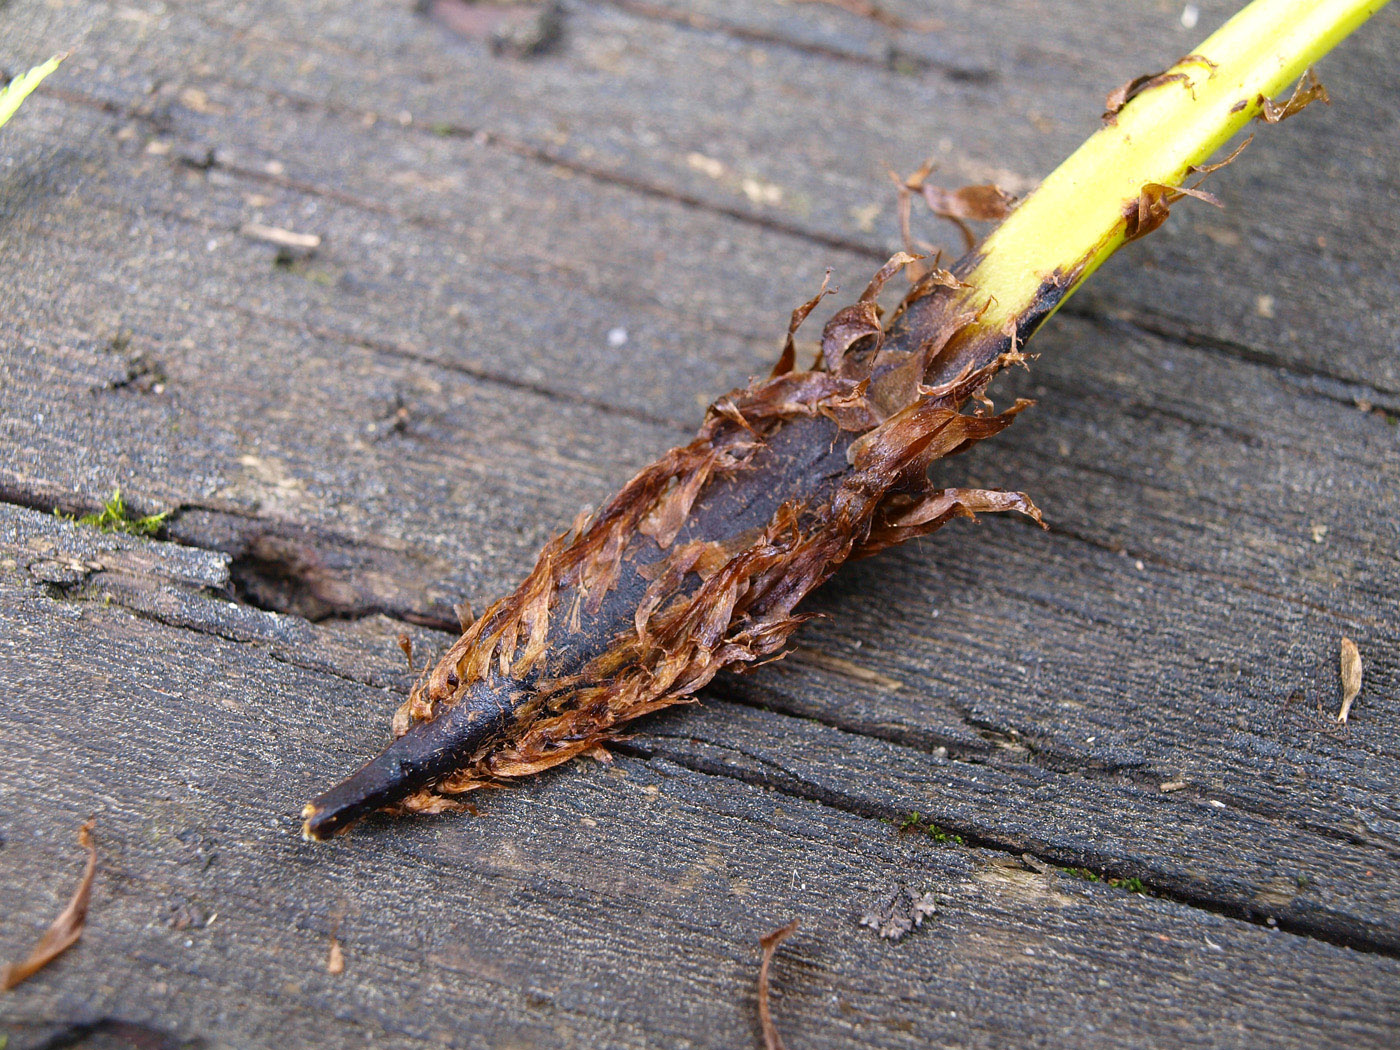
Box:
[0,54,65,131]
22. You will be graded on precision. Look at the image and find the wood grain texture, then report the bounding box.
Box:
[3,505,1399,1050]
[2,0,1398,1046]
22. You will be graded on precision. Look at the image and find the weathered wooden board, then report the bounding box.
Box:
[10,0,1397,395]
[2,0,1399,1046]
[3,57,1397,938]
[2,505,1399,1050]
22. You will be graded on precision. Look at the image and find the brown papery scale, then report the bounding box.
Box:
[299,7,1358,840]
[302,249,1064,839]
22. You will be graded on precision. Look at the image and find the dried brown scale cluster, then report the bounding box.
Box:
[385,253,1044,815]
[290,60,1335,842]
[1100,54,1219,125]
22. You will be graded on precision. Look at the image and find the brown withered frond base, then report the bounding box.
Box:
[303,253,1056,839]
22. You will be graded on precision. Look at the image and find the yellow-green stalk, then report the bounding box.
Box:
[958,0,1388,339]
[0,54,64,131]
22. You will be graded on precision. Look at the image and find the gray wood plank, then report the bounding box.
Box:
[2,505,1399,1050]
[3,0,1400,1043]
[1,1,1397,950]
[8,0,1396,394]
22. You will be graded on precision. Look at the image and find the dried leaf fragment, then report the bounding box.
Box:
[1103,54,1217,123]
[1257,68,1329,124]
[921,183,1017,251]
[326,937,345,975]
[921,183,1017,225]
[2,820,97,991]
[1123,181,1222,242]
[773,269,833,377]
[1121,132,1254,243]
[1188,135,1254,179]
[1103,70,1191,123]
[1338,636,1362,724]
[895,161,1017,252]
[758,919,799,1050]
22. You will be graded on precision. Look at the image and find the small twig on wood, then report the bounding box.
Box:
[1337,636,1362,723]
[239,222,322,253]
[757,919,799,1050]
[2,820,97,991]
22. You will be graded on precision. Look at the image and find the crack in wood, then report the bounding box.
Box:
[623,743,1400,959]
[3,1018,205,1050]
[593,0,999,84]
[39,80,1396,415]
[44,78,885,263]
[3,479,1392,863]
[0,480,455,635]
[1063,301,1400,407]
[706,673,1400,861]
[3,489,1398,958]
[1045,521,1391,630]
